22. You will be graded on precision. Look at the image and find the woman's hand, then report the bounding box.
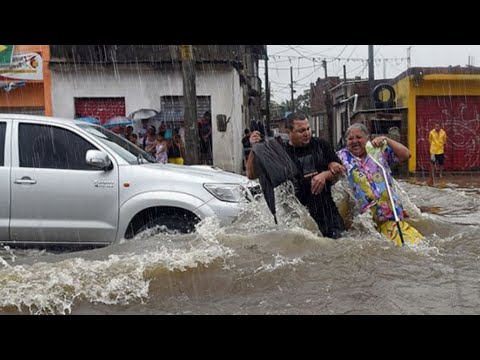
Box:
[371,136,388,147]
[328,162,346,176]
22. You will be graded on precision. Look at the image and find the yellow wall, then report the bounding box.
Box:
[394,73,480,172]
[0,45,52,115]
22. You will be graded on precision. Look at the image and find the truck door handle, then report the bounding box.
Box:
[14,176,37,185]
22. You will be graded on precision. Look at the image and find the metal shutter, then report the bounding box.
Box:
[74,97,125,124]
[416,96,480,171]
[160,96,211,119]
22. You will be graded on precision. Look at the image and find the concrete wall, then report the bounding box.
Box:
[50,63,244,173]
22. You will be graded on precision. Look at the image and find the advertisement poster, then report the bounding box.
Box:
[0,52,43,81]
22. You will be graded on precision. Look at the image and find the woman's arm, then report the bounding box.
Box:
[372,136,411,162]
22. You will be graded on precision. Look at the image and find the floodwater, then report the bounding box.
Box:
[1,174,480,315]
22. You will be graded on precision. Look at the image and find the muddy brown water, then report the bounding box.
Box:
[1,174,480,315]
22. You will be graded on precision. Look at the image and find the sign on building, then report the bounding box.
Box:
[0,45,14,65]
[0,52,43,81]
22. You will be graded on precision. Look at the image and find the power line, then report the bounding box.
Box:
[271,53,407,63]
[265,45,410,102]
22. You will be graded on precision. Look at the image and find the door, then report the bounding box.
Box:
[0,121,9,241]
[416,96,480,171]
[10,122,119,244]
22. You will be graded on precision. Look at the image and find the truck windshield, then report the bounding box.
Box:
[77,123,156,164]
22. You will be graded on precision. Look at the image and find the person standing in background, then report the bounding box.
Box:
[125,126,134,140]
[137,119,150,147]
[143,125,157,154]
[198,111,212,164]
[168,134,186,165]
[428,123,447,185]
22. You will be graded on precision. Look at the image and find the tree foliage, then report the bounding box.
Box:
[295,89,311,115]
[261,87,311,119]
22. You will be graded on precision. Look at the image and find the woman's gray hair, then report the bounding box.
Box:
[345,123,369,139]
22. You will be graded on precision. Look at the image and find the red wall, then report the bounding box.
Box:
[74,97,125,124]
[416,96,480,171]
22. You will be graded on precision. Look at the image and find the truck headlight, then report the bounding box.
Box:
[203,183,244,203]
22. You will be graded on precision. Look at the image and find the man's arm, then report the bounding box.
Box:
[246,130,262,180]
[246,151,257,179]
[311,170,339,194]
[327,162,345,184]
[319,139,346,178]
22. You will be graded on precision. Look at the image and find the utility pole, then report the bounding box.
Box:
[265,47,271,136]
[468,56,475,66]
[407,46,412,68]
[290,66,295,112]
[179,45,199,165]
[322,59,328,78]
[383,58,387,79]
[368,45,374,108]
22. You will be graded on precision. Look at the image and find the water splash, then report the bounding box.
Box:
[253,254,304,274]
[0,221,238,315]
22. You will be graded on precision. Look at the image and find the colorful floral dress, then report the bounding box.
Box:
[338,143,423,245]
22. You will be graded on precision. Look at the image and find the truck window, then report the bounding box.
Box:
[0,123,5,166]
[19,123,99,170]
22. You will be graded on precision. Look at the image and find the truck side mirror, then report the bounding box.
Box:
[86,150,113,171]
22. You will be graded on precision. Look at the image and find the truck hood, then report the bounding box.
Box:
[139,163,249,184]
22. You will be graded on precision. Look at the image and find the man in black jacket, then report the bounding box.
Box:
[247,112,346,239]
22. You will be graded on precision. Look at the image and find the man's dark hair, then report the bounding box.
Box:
[285,111,308,130]
[244,128,251,135]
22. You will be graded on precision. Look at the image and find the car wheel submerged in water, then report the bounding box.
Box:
[125,207,201,239]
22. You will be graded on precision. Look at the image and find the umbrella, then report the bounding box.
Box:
[150,110,184,126]
[103,116,133,128]
[128,108,159,121]
[77,116,101,125]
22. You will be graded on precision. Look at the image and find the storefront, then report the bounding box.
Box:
[0,45,52,116]
[393,67,480,173]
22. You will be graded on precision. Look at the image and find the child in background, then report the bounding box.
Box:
[155,133,168,164]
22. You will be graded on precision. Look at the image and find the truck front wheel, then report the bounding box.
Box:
[125,207,201,239]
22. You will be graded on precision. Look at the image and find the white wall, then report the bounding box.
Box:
[50,64,244,173]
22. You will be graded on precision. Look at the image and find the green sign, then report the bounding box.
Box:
[0,45,14,65]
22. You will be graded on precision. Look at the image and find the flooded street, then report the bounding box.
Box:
[1,175,480,315]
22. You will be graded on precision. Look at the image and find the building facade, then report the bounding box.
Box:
[48,45,266,173]
[0,45,52,116]
[393,67,480,173]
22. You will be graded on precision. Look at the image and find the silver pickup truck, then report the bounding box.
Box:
[0,114,258,247]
